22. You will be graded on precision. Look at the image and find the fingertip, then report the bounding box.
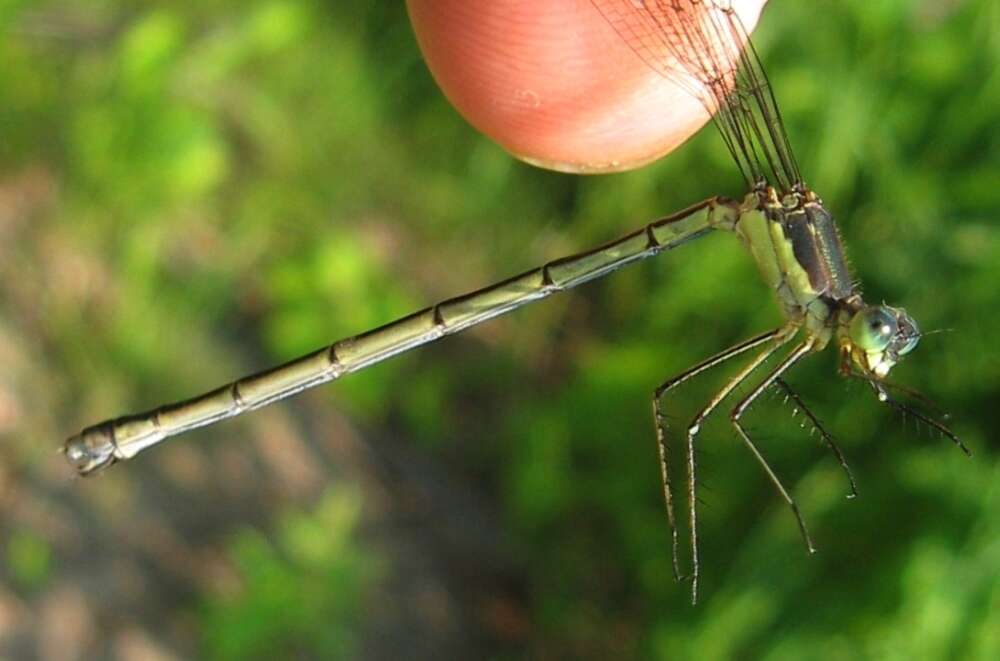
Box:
[407,0,767,173]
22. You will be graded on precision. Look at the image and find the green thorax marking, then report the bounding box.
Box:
[733,188,858,346]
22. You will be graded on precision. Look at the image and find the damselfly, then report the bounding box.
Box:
[63,0,965,603]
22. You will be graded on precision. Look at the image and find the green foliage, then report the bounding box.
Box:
[199,488,377,661]
[3,0,998,658]
[5,531,53,590]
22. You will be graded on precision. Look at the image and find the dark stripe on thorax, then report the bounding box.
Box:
[778,200,855,301]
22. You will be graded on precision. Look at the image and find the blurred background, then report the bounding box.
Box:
[1,0,998,658]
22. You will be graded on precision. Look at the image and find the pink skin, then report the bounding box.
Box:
[406,0,767,173]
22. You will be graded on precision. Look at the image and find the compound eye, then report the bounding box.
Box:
[850,307,897,352]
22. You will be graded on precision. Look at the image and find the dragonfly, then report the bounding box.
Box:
[63,1,966,602]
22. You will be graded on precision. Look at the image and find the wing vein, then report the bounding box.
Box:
[590,0,802,190]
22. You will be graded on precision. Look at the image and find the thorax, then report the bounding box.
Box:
[733,187,857,346]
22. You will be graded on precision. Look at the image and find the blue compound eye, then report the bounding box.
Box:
[850,307,897,353]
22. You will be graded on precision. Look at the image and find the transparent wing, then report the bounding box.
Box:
[591,0,801,190]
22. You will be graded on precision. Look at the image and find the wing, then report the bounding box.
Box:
[590,0,801,190]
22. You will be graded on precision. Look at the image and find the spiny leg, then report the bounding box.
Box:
[652,397,685,581]
[871,378,949,418]
[681,326,797,603]
[730,340,818,555]
[773,378,858,498]
[845,365,951,419]
[861,377,970,456]
[651,328,782,581]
